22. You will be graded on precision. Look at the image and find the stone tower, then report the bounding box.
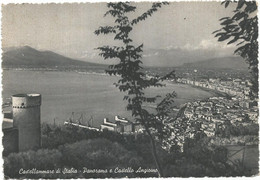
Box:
[12,94,41,152]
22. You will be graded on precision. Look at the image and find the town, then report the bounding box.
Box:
[160,75,258,151]
[62,74,258,153]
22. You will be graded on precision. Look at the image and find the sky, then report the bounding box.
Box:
[2,2,239,66]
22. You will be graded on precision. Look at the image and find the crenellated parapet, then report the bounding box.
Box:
[12,94,41,108]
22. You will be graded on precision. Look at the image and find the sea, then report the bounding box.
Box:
[2,70,215,127]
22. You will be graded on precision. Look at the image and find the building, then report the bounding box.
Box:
[100,116,144,134]
[100,124,116,131]
[100,118,117,131]
[3,94,42,155]
[204,129,215,137]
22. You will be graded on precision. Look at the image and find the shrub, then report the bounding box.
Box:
[59,138,143,169]
[4,149,62,178]
[4,138,145,178]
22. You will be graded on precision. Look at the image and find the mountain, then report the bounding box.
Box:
[181,56,248,70]
[2,46,106,69]
[2,46,248,71]
[141,47,242,67]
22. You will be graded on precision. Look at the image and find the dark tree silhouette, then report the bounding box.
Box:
[94,2,175,177]
[214,0,258,99]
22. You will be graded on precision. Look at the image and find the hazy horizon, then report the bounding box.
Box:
[2,2,239,66]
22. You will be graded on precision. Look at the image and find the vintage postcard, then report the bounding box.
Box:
[1,0,259,178]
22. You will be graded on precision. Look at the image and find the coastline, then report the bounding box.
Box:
[168,81,229,98]
[2,67,112,77]
[189,84,230,97]
[3,68,227,98]
[3,69,220,126]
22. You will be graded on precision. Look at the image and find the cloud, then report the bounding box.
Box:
[80,50,99,59]
[165,45,179,50]
[165,39,236,51]
[198,39,236,50]
[143,51,160,57]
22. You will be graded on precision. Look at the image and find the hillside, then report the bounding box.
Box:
[182,56,248,70]
[2,46,106,70]
[2,46,249,72]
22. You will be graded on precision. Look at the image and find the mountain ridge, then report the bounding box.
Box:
[2,46,248,71]
[181,56,248,70]
[2,46,106,69]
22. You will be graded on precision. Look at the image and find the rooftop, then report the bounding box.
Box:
[12,93,41,97]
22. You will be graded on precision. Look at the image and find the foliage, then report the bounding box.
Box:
[214,0,258,98]
[4,149,62,178]
[183,136,229,171]
[6,124,257,178]
[42,123,102,149]
[41,123,150,150]
[59,138,142,169]
[95,1,175,139]
[94,2,175,177]
[4,138,147,179]
[163,156,251,177]
[170,135,253,177]
[41,123,166,172]
[58,138,145,178]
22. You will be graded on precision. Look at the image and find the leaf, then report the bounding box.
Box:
[245,2,257,14]
[232,11,245,21]
[226,24,238,29]
[225,1,230,8]
[236,40,245,46]
[131,2,169,26]
[234,46,244,54]
[218,35,231,41]
[237,0,245,9]
[215,32,226,37]
[220,19,233,25]
[94,26,116,35]
[123,96,129,100]
[212,29,222,34]
[227,36,239,44]
[219,17,230,21]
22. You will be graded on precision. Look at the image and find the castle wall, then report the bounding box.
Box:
[3,128,18,156]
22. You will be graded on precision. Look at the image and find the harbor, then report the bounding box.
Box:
[64,113,144,134]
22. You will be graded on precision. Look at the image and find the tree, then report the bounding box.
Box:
[214,0,258,99]
[94,2,175,177]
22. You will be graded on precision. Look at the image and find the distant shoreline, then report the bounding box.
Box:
[2,67,109,76]
[167,81,227,98]
[4,68,223,98]
[2,67,106,72]
[189,84,229,97]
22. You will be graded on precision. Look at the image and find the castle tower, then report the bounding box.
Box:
[12,94,41,152]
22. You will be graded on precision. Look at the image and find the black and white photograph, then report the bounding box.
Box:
[1,0,259,178]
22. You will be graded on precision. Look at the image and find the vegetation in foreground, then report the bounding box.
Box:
[3,123,258,178]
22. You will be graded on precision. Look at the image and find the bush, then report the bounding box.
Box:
[59,138,144,169]
[4,149,62,178]
[4,138,145,178]
[164,158,209,177]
